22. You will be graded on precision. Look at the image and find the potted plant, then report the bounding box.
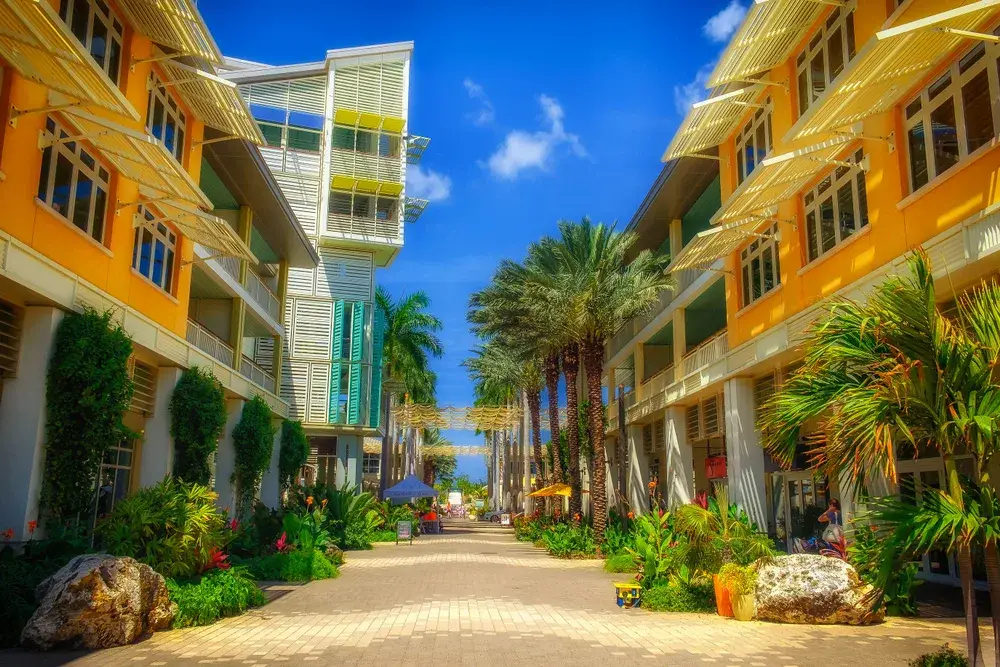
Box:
[718,563,756,621]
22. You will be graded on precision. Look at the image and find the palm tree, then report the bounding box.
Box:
[422,428,457,486]
[758,252,1000,666]
[528,218,674,545]
[375,286,444,404]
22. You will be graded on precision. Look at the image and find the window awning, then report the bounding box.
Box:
[669,217,772,272]
[662,85,763,162]
[333,108,406,134]
[156,56,264,144]
[713,134,858,225]
[330,174,403,197]
[0,0,137,120]
[792,0,1000,140]
[708,0,827,88]
[114,0,222,64]
[60,105,209,208]
[404,197,428,223]
[139,188,256,263]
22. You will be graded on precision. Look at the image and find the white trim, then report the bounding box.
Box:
[794,0,857,117]
[801,147,869,263]
[739,222,781,308]
[734,97,774,186]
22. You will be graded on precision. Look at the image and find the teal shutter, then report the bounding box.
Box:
[369,307,386,428]
[347,302,364,423]
[329,301,344,422]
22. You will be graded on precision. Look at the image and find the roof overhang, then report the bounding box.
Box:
[325,41,414,60]
[708,0,827,88]
[670,217,775,272]
[114,0,222,64]
[713,133,859,225]
[203,129,319,269]
[662,85,764,162]
[791,0,1000,140]
[220,60,328,83]
[0,0,137,121]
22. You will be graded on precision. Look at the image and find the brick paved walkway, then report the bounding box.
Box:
[1,522,992,666]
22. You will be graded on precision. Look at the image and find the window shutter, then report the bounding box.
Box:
[254,337,274,374]
[128,358,157,415]
[685,405,701,442]
[293,300,332,359]
[288,266,315,295]
[754,372,777,422]
[329,362,342,424]
[702,396,721,437]
[642,423,653,455]
[282,359,308,420]
[653,419,666,452]
[332,300,344,360]
[347,303,364,423]
[369,307,386,428]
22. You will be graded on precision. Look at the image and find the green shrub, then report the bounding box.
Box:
[603,516,637,556]
[626,510,680,588]
[42,308,134,524]
[230,502,284,559]
[278,420,309,493]
[908,645,968,667]
[291,484,383,550]
[166,568,266,628]
[849,524,922,616]
[232,396,277,520]
[96,478,228,578]
[371,529,398,543]
[541,523,596,558]
[171,366,227,485]
[642,580,716,613]
[603,553,638,574]
[717,563,756,595]
[244,549,338,582]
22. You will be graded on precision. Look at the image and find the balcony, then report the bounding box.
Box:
[606,390,637,435]
[186,319,234,367]
[240,355,276,393]
[642,364,675,398]
[607,267,704,361]
[216,255,241,282]
[681,330,729,378]
[326,212,401,242]
[244,270,280,323]
[330,148,401,184]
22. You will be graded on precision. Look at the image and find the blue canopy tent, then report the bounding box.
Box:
[383,474,438,502]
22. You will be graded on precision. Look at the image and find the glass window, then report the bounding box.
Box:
[96,438,134,518]
[735,98,773,185]
[59,0,124,85]
[739,223,781,308]
[802,151,869,263]
[287,127,321,152]
[962,70,994,154]
[131,205,178,294]
[795,1,857,116]
[930,99,959,176]
[258,122,283,147]
[341,302,353,360]
[37,117,111,244]
[146,73,187,163]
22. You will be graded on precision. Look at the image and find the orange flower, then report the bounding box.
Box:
[627,511,634,520]
[1,528,13,542]
[27,520,37,535]
[321,498,328,508]
[647,479,657,490]
[306,496,314,507]
[573,512,581,522]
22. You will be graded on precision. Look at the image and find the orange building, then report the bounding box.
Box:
[608,0,1000,588]
[0,0,316,539]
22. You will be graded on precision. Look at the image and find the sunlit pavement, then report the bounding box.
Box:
[1,521,992,667]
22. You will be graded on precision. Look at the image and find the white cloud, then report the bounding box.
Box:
[704,1,747,43]
[485,94,586,180]
[463,77,495,126]
[407,165,452,202]
[673,63,714,115]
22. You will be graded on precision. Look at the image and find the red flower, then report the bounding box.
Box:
[1,528,13,542]
[229,518,239,532]
[627,511,635,520]
[204,547,230,572]
[275,532,290,553]
[27,520,37,536]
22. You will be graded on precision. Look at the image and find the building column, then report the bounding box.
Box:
[672,310,687,371]
[259,418,283,508]
[138,367,184,487]
[0,307,63,540]
[336,435,362,491]
[215,398,245,515]
[634,343,645,401]
[664,406,693,509]
[626,424,648,512]
[669,218,683,260]
[724,378,768,531]
[271,259,289,390]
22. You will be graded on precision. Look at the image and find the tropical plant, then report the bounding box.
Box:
[422,428,457,486]
[282,497,331,551]
[540,522,597,558]
[717,562,757,596]
[909,645,969,667]
[291,484,383,550]
[757,252,1000,664]
[166,567,267,628]
[42,308,134,525]
[642,579,716,613]
[171,366,227,485]
[232,396,277,521]
[278,420,309,494]
[626,510,682,588]
[849,523,921,616]
[603,553,638,573]
[97,478,228,578]
[375,286,444,404]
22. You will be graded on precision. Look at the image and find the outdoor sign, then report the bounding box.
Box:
[448,491,462,506]
[396,520,413,545]
[501,513,511,526]
[474,499,485,509]
[706,455,728,480]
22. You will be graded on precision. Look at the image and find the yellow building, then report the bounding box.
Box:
[0,0,317,539]
[609,0,1000,587]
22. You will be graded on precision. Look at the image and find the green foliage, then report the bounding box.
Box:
[282,502,331,551]
[230,502,284,559]
[42,308,134,524]
[232,396,277,520]
[166,568,266,628]
[626,511,681,588]
[96,478,228,578]
[454,475,487,501]
[849,523,922,616]
[243,549,339,582]
[540,522,596,558]
[376,286,443,404]
[717,563,757,596]
[370,529,398,543]
[908,645,968,667]
[603,553,638,574]
[603,514,637,556]
[513,513,553,543]
[673,486,776,574]
[278,420,309,493]
[642,579,716,613]
[289,485,383,550]
[171,366,227,485]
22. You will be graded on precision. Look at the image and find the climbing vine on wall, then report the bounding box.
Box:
[170,366,227,485]
[232,396,276,519]
[42,308,134,525]
[278,419,309,495]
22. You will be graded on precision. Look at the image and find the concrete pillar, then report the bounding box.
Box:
[138,367,183,487]
[626,424,648,511]
[673,310,687,371]
[0,307,63,540]
[634,343,645,400]
[664,406,693,509]
[271,260,289,388]
[259,418,283,508]
[215,398,245,515]
[669,218,683,259]
[724,378,769,531]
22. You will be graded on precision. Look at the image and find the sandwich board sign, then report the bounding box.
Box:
[396,520,413,545]
[501,513,511,526]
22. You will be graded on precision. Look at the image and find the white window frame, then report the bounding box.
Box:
[37,116,111,244]
[739,222,781,308]
[802,149,869,264]
[131,204,178,295]
[332,126,400,158]
[96,437,135,517]
[328,190,400,223]
[903,32,1000,193]
[59,0,124,86]
[795,1,857,116]
[735,98,773,185]
[146,72,187,163]
[362,452,380,475]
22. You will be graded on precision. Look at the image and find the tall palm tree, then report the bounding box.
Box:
[528,218,674,545]
[375,286,444,404]
[758,252,1000,666]
[422,428,457,486]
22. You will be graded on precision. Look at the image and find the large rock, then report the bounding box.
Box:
[755,554,884,625]
[20,554,176,649]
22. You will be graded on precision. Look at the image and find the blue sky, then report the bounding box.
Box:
[199,0,748,481]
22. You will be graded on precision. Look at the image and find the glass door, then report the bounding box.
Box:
[773,471,827,552]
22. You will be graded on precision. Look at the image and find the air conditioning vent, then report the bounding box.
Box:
[0,300,22,377]
[128,358,157,415]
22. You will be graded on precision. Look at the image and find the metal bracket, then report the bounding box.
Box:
[193,135,237,147]
[734,78,790,93]
[939,27,1000,43]
[38,129,111,150]
[116,196,172,214]
[9,101,83,128]
[731,101,767,110]
[130,51,189,72]
[834,128,895,153]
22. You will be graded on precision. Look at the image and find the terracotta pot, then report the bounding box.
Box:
[731,592,755,621]
[713,574,733,617]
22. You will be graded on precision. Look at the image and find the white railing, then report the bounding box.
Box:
[240,355,276,393]
[186,319,234,367]
[244,270,281,322]
[681,330,729,377]
[329,148,402,183]
[641,365,675,397]
[216,255,241,282]
[326,212,401,241]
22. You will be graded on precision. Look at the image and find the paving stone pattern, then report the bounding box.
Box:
[1,522,992,666]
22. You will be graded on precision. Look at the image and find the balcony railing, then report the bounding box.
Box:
[186,319,234,367]
[681,330,728,377]
[244,270,280,322]
[606,391,636,435]
[216,255,241,282]
[641,364,675,397]
[329,148,401,183]
[326,213,401,241]
[240,355,276,393]
[607,267,704,361]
